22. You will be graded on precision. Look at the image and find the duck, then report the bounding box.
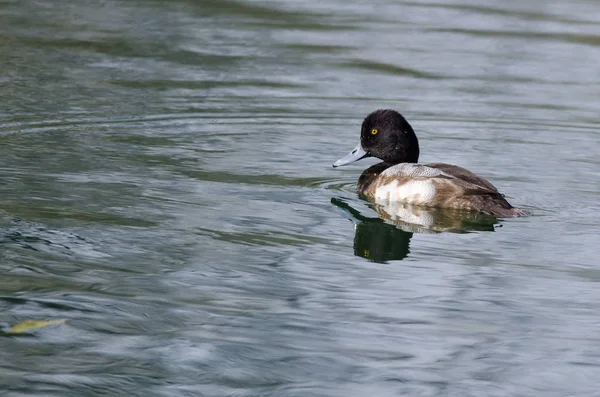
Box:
[333,109,527,217]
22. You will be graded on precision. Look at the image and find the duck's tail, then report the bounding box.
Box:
[481,194,530,217]
[513,207,530,217]
[488,206,530,218]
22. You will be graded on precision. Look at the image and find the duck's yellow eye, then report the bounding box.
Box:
[371,128,379,135]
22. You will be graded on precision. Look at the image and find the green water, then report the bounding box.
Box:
[1,1,600,396]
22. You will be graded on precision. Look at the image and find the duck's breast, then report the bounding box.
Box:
[366,163,444,205]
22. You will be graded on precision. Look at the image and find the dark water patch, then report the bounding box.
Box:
[279,43,354,54]
[434,28,600,48]
[409,2,597,25]
[2,207,157,227]
[175,0,329,22]
[110,79,307,91]
[14,35,252,66]
[337,59,443,79]
[243,20,355,31]
[0,219,110,258]
[196,227,328,247]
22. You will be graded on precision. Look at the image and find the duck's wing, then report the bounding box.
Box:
[423,163,500,194]
[379,163,500,196]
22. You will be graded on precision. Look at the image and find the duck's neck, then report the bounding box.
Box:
[387,147,419,164]
[358,162,394,192]
[386,136,419,164]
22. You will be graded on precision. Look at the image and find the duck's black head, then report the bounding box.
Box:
[333,109,420,167]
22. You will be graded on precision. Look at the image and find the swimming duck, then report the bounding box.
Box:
[333,109,526,217]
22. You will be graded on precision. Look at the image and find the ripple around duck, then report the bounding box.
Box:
[174,168,359,194]
[307,179,357,192]
[178,169,345,189]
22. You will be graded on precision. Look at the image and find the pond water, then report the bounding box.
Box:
[1,0,599,396]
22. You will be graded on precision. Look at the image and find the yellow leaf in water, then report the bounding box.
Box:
[9,319,67,334]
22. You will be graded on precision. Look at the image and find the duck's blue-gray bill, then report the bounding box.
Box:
[333,143,368,167]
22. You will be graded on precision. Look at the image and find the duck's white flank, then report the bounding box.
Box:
[374,179,436,204]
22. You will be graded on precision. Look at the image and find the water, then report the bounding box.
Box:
[1,0,599,396]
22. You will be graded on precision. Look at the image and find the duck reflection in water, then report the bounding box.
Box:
[331,197,498,262]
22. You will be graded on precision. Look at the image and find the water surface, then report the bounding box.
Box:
[1,1,600,396]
